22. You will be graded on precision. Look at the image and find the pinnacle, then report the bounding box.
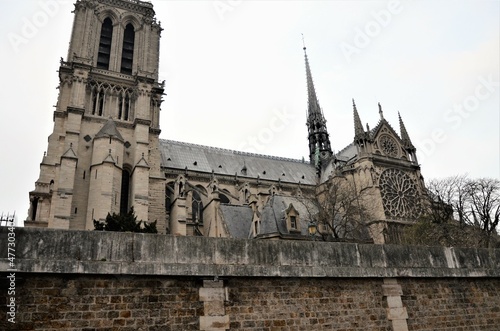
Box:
[398,112,415,150]
[353,99,365,138]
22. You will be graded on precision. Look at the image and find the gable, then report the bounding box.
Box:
[371,122,406,159]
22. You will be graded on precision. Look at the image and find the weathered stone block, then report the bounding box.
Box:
[199,287,225,302]
[387,307,408,320]
[199,315,229,330]
[204,301,225,316]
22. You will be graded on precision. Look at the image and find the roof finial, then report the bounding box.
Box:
[378,102,384,120]
[301,33,306,50]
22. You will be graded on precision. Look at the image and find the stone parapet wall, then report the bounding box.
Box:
[1,228,499,278]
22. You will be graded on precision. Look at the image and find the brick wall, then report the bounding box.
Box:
[2,275,500,330]
[401,278,500,331]
[0,274,202,331]
[225,278,390,331]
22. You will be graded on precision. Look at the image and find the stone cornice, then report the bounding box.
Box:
[67,106,85,116]
[53,111,66,120]
[149,128,161,135]
[134,118,151,127]
[96,0,155,17]
[163,168,315,192]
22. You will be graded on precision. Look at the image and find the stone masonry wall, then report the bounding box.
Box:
[401,278,500,331]
[1,228,500,330]
[225,277,390,330]
[0,274,202,331]
[2,275,500,330]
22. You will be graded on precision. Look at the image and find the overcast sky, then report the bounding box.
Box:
[0,0,498,224]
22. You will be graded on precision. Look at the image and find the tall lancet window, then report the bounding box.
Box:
[192,191,203,225]
[91,86,105,116]
[117,91,131,120]
[120,169,130,215]
[121,24,135,75]
[97,18,113,70]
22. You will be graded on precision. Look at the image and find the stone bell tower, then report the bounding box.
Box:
[26,0,166,231]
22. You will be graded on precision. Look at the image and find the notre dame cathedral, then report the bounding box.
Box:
[25,0,427,244]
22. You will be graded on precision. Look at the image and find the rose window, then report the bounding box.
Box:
[379,135,399,157]
[379,168,421,219]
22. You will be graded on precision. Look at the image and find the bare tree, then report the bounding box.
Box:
[466,178,500,242]
[406,175,500,248]
[425,175,467,224]
[301,176,375,242]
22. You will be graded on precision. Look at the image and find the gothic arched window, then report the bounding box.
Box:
[97,18,113,70]
[165,182,175,214]
[91,86,105,116]
[117,91,131,120]
[192,191,203,224]
[219,193,230,204]
[121,24,135,74]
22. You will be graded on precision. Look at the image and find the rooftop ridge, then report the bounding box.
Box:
[160,139,311,165]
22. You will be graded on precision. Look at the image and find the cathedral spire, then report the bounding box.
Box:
[304,45,322,118]
[303,41,332,165]
[353,99,365,138]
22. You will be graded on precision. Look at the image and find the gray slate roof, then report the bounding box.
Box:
[335,143,357,163]
[259,195,316,237]
[219,204,254,239]
[160,140,317,185]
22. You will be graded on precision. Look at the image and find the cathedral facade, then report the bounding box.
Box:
[26,0,427,244]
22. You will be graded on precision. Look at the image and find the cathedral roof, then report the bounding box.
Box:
[95,118,124,141]
[258,195,316,238]
[336,143,358,163]
[159,140,317,185]
[219,204,254,239]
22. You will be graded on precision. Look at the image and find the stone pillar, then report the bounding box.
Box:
[199,280,229,331]
[170,197,187,236]
[382,278,408,331]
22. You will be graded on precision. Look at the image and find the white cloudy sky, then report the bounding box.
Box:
[0,0,498,223]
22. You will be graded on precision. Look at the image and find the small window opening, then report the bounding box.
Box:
[31,197,40,221]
